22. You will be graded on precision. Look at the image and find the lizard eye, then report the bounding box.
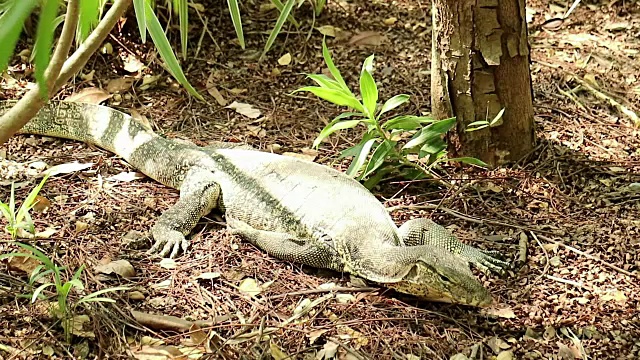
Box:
[439,274,451,283]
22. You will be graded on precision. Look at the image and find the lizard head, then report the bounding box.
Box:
[384,257,493,307]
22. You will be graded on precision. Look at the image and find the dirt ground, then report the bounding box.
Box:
[1,0,640,359]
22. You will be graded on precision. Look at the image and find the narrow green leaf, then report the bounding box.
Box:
[361,140,395,179]
[346,138,376,177]
[0,202,11,221]
[32,283,55,303]
[79,286,129,302]
[490,108,505,126]
[9,181,16,215]
[269,0,299,27]
[378,94,409,118]
[144,1,203,100]
[227,0,244,49]
[306,74,342,91]
[467,120,489,127]
[419,136,446,155]
[260,0,295,60]
[339,131,375,159]
[30,268,54,285]
[177,0,188,59]
[466,125,489,132]
[77,0,100,44]
[359,55,378,118]
[448,157,489,167]
[321,39,350,93]
[298,86,364,113]
[402,118,456,150]
[14,242,56,269]
[314,0,326,15]
[34,0,61,96]
[78,297,116,303]
[16,174,49,225]
[313,119,362,148]
[0,0,39,72]
[362,165,392,189]
[132,0,147,42]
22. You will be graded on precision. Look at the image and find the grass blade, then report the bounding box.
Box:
[132,0,146,42]
[321,39,350,94]
[144,1,203,100]
[0,0,38,72]
[226,0,244,49]
[260,0,295,61]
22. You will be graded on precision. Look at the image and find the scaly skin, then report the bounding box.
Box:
[1,100,509,307]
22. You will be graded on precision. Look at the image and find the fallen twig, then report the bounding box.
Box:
[131,310,231,332]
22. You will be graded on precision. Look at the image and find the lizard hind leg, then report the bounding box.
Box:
[398,218,509,275]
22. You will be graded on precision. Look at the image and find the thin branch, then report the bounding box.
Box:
[0,0,133,145]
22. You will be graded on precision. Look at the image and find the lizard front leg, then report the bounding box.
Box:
[148,168,221,258]
[398,218,509,274]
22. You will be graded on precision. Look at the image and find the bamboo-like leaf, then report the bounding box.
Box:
[383,115,438,131]
[306,74,342,91]
[144,1,203,100]
[489,108,505,126]
[227,0,244,49]
[402,118,456,150]
[378,94,409,118]
[339,131,375,159]
[77,286,130,304]
[132,0,146,42]
[321,39,350,94]
[360,139,395,179]
[14,242,56,269]
[448,157,489,167]
[313,119,362,148]
[0,202,11,222]
[298,86,364,113]
[0,0,38,72]
[34,0,61,96]
[31,283,55,303]
[260,0,295,60]
[359,55,378,118]
[346,138,376,177]
[16,174,49,225]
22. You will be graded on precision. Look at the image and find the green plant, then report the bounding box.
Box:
[0,242,128,342]
[466,108,505,132]
[296,40,486,188]
[0,174,49,239]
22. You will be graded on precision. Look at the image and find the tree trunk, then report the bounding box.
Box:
[431,0,535,166]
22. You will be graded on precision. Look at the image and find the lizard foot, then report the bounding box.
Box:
[148,229,190,258]
[467,247,510,275]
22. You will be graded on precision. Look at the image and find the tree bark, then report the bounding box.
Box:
[431,0,535,166]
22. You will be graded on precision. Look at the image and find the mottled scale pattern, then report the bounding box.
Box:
[2,100,509,307]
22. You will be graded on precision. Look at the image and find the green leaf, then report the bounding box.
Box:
[360,140,395,179]
[0,0,38,72]
[34,0,61,96]
[260,0,296,60]
[0,202,11,222]
[30,267,54,285]
[313,119,362,148]
[144,1,203,100]
[383,115,438,131]
[346,138,376,177]
[32,283,55,303]
[72,265,85,281]
[359,55,378,118]
[378,94,410,118]
[77,0,101,44]
[314,0,326,15]
[177,0,188,58]
[270,0,299,27]
[339,131,375,159]
[448,157,489,167]
[298,86,364,113]
[227,0,244,49]
[489,108,505,126]
[16,174,49,225]
[363,165,393,189]
[77,286,129,304]
[321,39,350,94]
[14,242,56,269]
[467,120,489,127]
[419,136,446,155]
[306,74,342,91]
[132,0,147,42]
[402,118,456,150]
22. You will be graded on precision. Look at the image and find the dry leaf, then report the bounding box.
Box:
[316,25,338,37]
[159,258,177,269]
[47,162,93,176]
[269,342,289,360]
[94,259,136,279]
[196,271,221,280]
[130,109,153,130]
[277,53,292,66]
[32,195,51,213]
[65,87,111,104]
[383,17,397,25]
[482,305,517,319]
[246,125,266,138]
[75,221,89,233]
[6,254,41,275]
[226,101,261,119]
[123,54,144,73]
[206,72,228,106]
[348,31,388,46]
[238,278,262,297]
[106,77,134,93]
[106,171,146,182]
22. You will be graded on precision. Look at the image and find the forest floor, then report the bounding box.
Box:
[1,0,640,359]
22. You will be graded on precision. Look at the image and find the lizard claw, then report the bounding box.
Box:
[473,249,510,275]
[148,229,190,258]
